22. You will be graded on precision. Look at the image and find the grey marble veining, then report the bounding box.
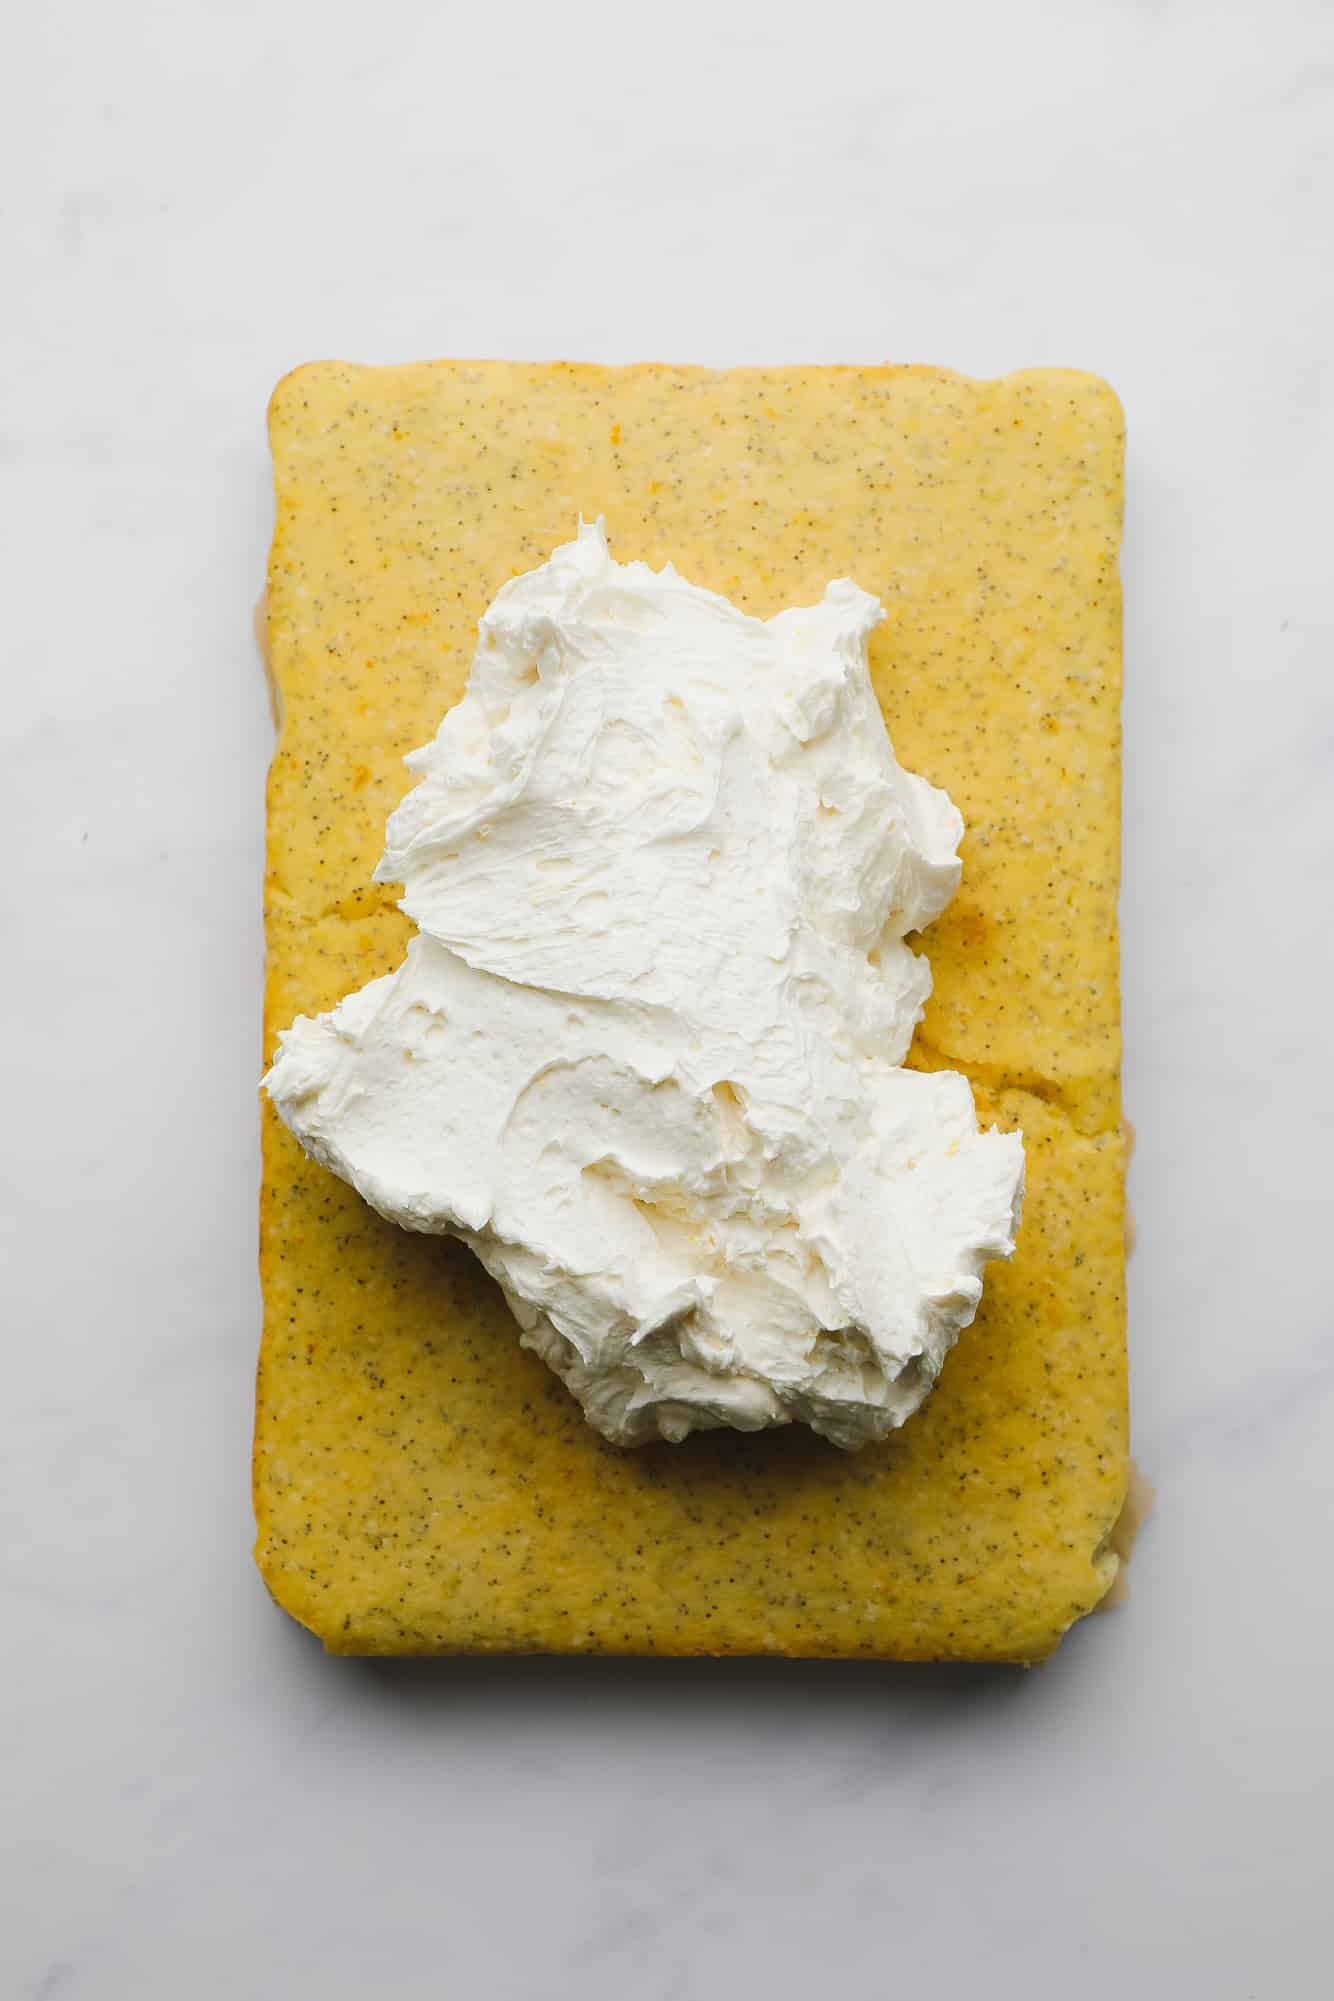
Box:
[4,3,1332,1996]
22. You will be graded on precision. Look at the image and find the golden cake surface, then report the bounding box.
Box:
[257,360,1127,1660]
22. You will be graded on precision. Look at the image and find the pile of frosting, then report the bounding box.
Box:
[266,524,1024,1448]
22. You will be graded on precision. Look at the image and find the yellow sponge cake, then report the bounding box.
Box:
[256,361,1127,1660]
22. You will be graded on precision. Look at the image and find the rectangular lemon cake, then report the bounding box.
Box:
[256,360,1127,1660]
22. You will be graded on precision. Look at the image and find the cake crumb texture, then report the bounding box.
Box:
[258,360,1127,1660]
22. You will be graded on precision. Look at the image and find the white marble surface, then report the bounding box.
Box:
[5,2,1333,1994]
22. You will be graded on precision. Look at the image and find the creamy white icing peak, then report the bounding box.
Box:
[265,523,1024,1448]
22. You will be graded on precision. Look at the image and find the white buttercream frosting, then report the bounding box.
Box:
[265,523,1024,1449]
